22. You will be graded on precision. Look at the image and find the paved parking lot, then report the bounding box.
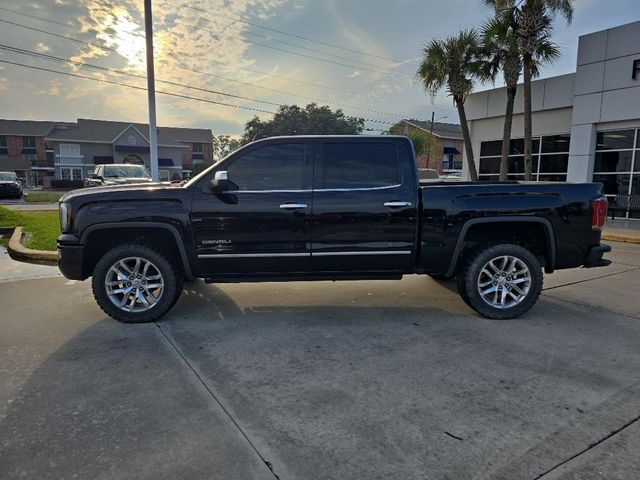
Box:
[1,242,639,479]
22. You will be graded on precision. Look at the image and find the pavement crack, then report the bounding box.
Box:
[154,323,280,480]
[534,413,640,479]
[444,431,464,441]
[543,266,640,291]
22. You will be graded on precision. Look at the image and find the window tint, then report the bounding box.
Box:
[541,135,570,153]
[226,143,306,191]
[596,130,635,150]
[594,151,633,172]
[321,142,399,189]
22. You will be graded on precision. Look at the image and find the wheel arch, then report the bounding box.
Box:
[446,216,557,277]
[80,222,194,280]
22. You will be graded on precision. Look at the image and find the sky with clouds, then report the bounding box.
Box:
[0,0,638,136]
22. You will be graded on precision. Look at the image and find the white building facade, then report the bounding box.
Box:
[463,20,640,213]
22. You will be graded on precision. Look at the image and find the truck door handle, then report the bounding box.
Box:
[279,203,308,209]
[384,201,412,208]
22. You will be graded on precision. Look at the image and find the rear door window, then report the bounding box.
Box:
[320,142,400,189]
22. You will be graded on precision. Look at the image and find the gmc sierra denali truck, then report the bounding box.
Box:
[57,136,611,323]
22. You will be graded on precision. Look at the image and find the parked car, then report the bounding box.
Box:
[84,164,153,188]
[57,136,611,323]
[0,171,23,199]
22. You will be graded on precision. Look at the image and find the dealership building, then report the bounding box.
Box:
[463,20,640,210]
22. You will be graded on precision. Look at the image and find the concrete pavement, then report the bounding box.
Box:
[1,242,639,479]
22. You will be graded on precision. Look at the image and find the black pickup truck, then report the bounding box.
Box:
[57,136,611,323]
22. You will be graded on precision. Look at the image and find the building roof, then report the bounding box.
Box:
[0,119,74,136]
[45,118,212,145]
[400,119,463,140]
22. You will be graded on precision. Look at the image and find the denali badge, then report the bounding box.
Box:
[201,239,231,245]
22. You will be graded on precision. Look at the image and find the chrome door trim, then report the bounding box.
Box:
[223,184,401,194]
[313,250,412,256]
[384,201,412,207]
[198,252,311,259]
[198,250,412,259]
[280,203,308,209]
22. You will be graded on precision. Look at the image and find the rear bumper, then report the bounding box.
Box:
[57,234,87,280]
[584,243,612,268]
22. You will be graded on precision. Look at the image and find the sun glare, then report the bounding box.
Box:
[110,16,146,70]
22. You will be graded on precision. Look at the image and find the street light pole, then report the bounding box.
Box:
[144,0,159,182]
[427,111,435,169]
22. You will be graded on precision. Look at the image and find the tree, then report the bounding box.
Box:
[190,161,209,177]
[242,103,365,144]
[490,0,573,180]
[479,3,522,181]
[417,30,481,180]
[213,135,241,162]
[387,125,436,165]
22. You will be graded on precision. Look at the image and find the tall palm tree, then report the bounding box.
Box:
[515,0,573,180]
[479,3,521,180]
[417,30,481,181]
[480,1,560,180]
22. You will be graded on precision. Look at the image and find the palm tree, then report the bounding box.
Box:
[497,0,573,180]
[479,3,522,180]
[480,1,560,180]
[417,30,481,181]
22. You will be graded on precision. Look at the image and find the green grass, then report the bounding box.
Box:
[0,206,60,251]
[24,191,64,203]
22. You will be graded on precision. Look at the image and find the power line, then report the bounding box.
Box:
[0,6,71,28]
[0,49,397,126]
[0,58,275,115]
[177,3,412,65]
[0,6,426,109]
[175,20,411,79]
[172,64,407,118]
[0,43,404,119]
[170,3,414,72]
[0,18,117,53]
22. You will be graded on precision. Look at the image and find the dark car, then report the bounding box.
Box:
[84,164,153,188]
[0,171,23,199]
[57,136,611,323]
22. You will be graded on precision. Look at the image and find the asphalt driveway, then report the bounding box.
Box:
[1,242,639,479]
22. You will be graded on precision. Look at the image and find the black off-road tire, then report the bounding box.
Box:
[92,243,183,323]
[456,243,543,319]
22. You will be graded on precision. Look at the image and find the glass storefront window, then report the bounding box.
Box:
[594,151,633,172]
[596,130,635,150]
[479,135,569,181]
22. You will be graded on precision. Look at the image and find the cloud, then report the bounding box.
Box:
[36,43,50,53]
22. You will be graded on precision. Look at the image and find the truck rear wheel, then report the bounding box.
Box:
[457,244,542,319]
[92,244,183,323]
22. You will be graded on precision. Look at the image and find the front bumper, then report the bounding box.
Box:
[584,243,612,268]
[57,234,87,280]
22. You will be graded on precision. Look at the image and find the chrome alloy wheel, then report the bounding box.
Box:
[477,255,531,309]
[105,257,164,312]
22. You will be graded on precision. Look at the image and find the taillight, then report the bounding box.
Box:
[592,197,607,230]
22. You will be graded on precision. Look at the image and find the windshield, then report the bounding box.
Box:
[0,172,18,181]
[104,165,151,178]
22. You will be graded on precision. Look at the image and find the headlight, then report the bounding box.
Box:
[59,202,71,232]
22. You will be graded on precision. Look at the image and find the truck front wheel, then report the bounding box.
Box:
[457,244,543,319]
[91,244,183,323]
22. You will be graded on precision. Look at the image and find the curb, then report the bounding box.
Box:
[7,226,58,265]
[601,233,640,245]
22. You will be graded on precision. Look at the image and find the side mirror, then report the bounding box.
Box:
[210,170,234,192]
[88,173,103,180]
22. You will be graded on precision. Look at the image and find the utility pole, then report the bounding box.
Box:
[144,0,159,182]
[427,111,435,169]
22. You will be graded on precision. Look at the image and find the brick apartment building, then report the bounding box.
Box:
[0,118,213,186]
[393,119,464,174]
